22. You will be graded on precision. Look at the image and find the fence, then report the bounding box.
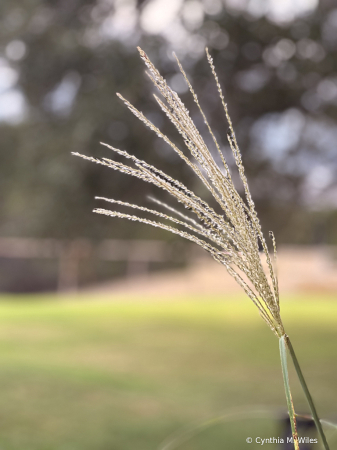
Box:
[0,237,187,292]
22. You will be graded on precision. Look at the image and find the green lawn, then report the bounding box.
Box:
[0,293,336,450]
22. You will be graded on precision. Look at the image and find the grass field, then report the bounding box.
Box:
[0,293,336,449]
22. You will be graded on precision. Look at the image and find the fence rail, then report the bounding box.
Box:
[0,237,187,292]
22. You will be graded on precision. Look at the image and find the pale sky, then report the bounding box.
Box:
[140,0,319,35]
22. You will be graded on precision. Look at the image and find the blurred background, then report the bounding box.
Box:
[0,0,336,449]
[1,0,337,292]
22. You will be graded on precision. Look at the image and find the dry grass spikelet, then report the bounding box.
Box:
[73,47,285,338]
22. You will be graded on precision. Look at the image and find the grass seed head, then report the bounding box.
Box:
[73,47,285,338]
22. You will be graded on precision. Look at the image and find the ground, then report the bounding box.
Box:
[0,293,336,449]
[89,246,337,297]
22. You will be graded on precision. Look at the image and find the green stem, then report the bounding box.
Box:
[279,335,300,450]
[286,335,330,450]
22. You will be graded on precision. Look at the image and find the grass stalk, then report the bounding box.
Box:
[279,335,300,450]
[75,48,333,449]
[286,335,330,450]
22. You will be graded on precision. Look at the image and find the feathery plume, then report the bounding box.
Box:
[73,47,334,450]
[73,47,284,338]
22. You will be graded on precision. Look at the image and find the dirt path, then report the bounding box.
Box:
[86,246,337,298]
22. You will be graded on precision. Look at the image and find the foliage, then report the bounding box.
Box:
[1,1,337,290]
[1,0,336,241]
